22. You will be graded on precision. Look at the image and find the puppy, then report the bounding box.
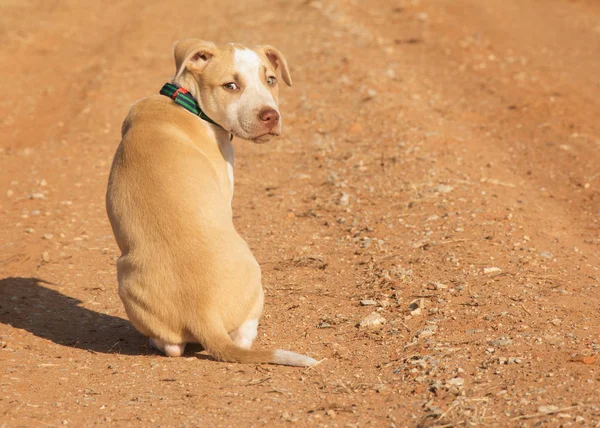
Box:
[106,39,316,366]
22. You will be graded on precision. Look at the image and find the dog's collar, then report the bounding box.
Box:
[160,83,230,138]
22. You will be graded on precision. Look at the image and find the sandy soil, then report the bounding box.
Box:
[1,0,599,426]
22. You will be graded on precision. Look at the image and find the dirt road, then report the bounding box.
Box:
[1,0,599,426]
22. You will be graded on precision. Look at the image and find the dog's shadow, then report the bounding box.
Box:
[0,277,147,355]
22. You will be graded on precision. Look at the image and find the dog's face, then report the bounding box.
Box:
[173,39,292,143]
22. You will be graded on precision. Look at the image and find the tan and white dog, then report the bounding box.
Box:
[106,39,316,366]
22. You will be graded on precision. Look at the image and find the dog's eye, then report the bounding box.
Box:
[267,76,277,86]
[223,82,239,91]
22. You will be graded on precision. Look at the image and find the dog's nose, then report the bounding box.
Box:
[259,109,279,129]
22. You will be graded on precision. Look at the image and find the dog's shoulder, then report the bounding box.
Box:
[121,95,186,137]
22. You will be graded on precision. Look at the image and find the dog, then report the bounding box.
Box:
[106,39,316,366]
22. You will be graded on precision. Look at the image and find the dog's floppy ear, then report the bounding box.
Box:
[173,39,217,79]
[258,45,292,87]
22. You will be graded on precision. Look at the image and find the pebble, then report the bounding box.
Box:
[41,252,50,263]
[539,251,553,259]
[446,377,464,387]
[550,318,562,326]
[6,189,14,198]
[497,357,522,365]
[418,325,438,338]
[408,299,424,316]
[339,192,350,206]
[42,233,54,240]
[363,89,378,100]
[489,337,512,347]
[483,267,502,274]
[538,405,559,414]
[410,307,422,316]
[360,299,377,306]
[359,312,386,328]
[432,184,453,193]
[25,227,35,234]
[28,192,46,200]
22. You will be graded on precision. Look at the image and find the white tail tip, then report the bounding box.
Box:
[273,349,317,367]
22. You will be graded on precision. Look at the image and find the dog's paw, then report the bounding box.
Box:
[149,338,186,357]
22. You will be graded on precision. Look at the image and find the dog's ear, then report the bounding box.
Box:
[173,39,216,79]
[258,45,292,87]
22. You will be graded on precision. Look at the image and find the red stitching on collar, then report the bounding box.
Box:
[171,87,189,99]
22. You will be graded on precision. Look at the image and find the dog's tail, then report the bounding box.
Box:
[189,323,317,367]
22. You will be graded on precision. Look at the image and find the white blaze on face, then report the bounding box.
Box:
[228,48,279,138]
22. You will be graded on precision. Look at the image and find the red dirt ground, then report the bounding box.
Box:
[1,0,599,426]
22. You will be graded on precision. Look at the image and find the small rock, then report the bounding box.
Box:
[489,337,512,347]
[550,318,562,326]
[25,227,35,234]
[430,282,447,290]
[339,192,350,206]
[363,89,378,100]
[538,405,559,414]
[408,299,424,316]
[7,189,14,198]
[28,192,46,200]
[483,267,502,274]
[410,307,422,316]
[42,233,54,240]
[360,238,372,248]
[446,377,464,387]
[41,252,50,263]
[360,299,377,306]
[317,321,332,329]
[539,251,553,259]
[432,184,453,194]
[359,312,386,328]
[418,325,438,338]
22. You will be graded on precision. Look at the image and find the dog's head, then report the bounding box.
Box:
[172,39,292,143]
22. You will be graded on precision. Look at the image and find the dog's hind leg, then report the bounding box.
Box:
[229,319,258,349]
[228,287,263,349]
[149,338,186,357]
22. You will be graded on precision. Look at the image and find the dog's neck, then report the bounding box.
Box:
[172,75,235,203]
[171,74,231,139]
[173,73,202,104]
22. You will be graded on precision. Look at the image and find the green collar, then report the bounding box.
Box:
[160,82,220,127]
